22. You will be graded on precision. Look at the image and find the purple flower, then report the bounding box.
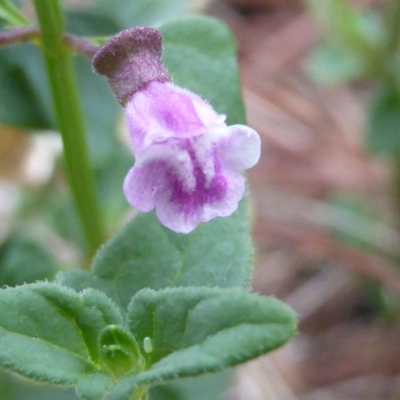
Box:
[123,81,260,233]
[93,27,260,233]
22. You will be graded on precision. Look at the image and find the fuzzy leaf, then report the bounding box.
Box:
[102,287,296,400]
[0,369,77,400]
[59,16,252,309]
[149,371,232,400]
[366,83,400,156]
[76,372,113,400]
[59,199,252,311]
[160,16,246,125]
[0,283,121,386]
[0,235,59,286]
[91,0,189,30]
[0,43,53,129]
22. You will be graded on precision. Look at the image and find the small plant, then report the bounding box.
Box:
[0,1,296,399]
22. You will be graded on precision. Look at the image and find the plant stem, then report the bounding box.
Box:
[32,0,104,257]
[0,27,98,58]
[0,26,39,46]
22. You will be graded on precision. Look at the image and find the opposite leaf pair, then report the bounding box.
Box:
[0,282,296,400]
[0,16,297,400]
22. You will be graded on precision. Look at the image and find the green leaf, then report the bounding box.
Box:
[58,15,252,305]
[306,43,369,85]
[0,43,54,129]
[306,1,384,85]
[0,234,59,286]
[150,372,232,400]
[99,325,145,376]
[0,369,78,400]
[103,287,296,400]
[74,56,120,167]
[366,83,400,156]
[91,0,190,30]
[95,146,133,228]
[65,9,120,36]
[307,0,382,53]
[76,372,114,400]
[0,282,121,386]
[46,194,85,248]
[0,39,121,167]
[160,16,246,125]
[59,199,252,310]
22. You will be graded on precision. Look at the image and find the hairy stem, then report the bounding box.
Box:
[32,0,104,257]
[0,26,98,58]
[0,26,38,46]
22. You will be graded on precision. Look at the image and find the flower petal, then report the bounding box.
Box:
[123,141,195,212]
[125,82,222,154]
[155,169,244,233]
[215,124,261,171]
[123,162,166,212]
[123,134,246,233]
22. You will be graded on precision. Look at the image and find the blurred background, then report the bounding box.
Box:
[2,0,400,399]
[208,1,400,399]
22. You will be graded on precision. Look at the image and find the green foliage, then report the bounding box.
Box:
[0,369,78,400]
[89,0,189,30]
[103,287,296,400]
[0,284,295,399]
[59,200,252,310]
[129,287,295,376]
[0,14,297,400]
[0,234,59,286]
[306,42,370,85]
[99,325,145,377]
[73,56,120,167]
[0,44,120,165]
[306,0,384,84]
[65,9,119,36]
[76,372,114,400]
[0,283,121,385]
[149,372,232,400]
[95,146,133,227]
[307,0,382,49]
[59,15,252,306]
[366,83,400,156]
[0,0,29,26]
[0,43,53,129]
[160,16,245,125]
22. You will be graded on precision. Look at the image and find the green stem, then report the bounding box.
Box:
[32,0,104,257]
